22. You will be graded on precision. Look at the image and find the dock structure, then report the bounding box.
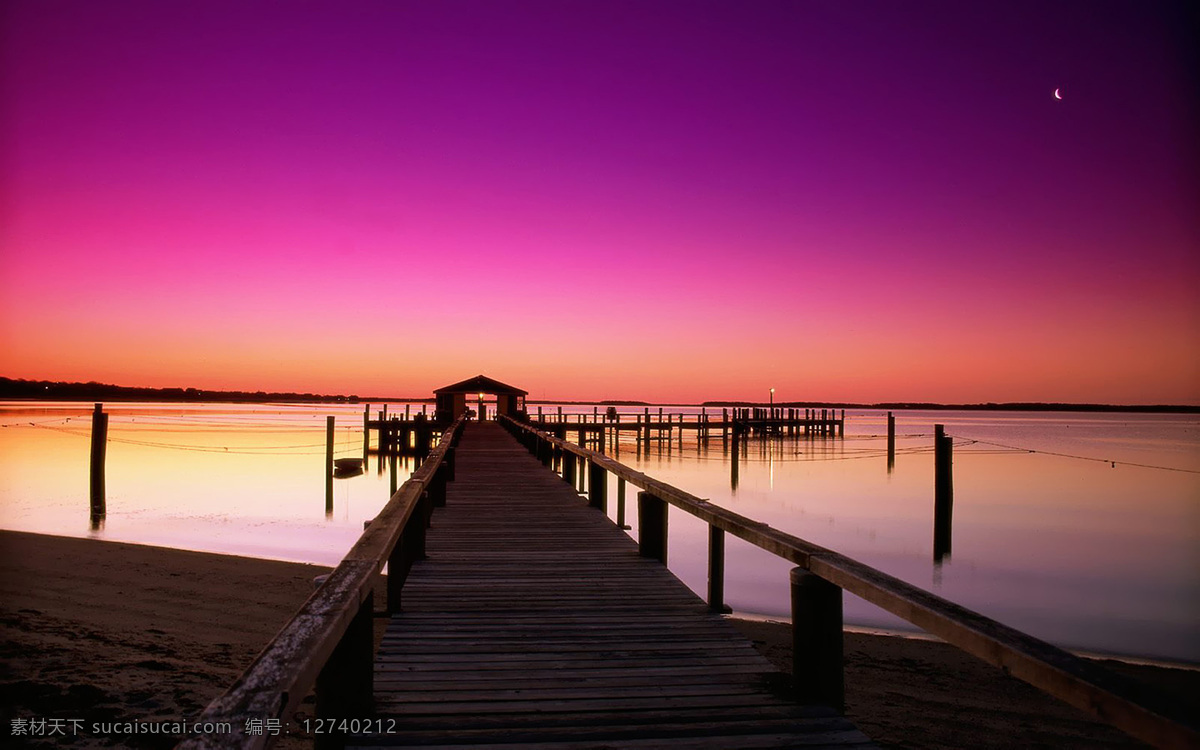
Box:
[182,388,1198,750]
[368,407,845,456]
[356,422,873,748]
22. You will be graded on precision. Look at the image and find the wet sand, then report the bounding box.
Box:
[1,530,1195,748]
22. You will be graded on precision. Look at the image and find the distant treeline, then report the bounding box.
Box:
[2,377,1195,413]
[0,377,430,404]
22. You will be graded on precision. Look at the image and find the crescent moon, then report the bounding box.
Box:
[1054,88,1063,100]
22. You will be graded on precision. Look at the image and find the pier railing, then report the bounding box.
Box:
[177,415,466,750]
[500,415,1197,750]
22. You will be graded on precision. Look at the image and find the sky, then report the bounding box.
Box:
[2,0,1197,404]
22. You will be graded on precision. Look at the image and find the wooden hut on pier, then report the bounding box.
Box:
[433,374,527,422]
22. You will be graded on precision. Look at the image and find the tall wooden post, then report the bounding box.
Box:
[730,433,740,491]
[325,416,334,515]
[887,411,895,472]
[616,477,629,529]
[362,405,370,460]
[315,590,374,749]
[562,450,576,486]
[934,424,953,560]
[89,403,108,519]
[637,491,668,564]
[708,525,731,613]
[588,462,607,513]
[791,568,844,712]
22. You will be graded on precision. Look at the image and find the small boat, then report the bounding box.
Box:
[333,458,364,477]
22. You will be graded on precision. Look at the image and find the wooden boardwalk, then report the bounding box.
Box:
[352,422,874,749]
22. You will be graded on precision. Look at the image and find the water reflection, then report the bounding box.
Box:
[2,402,1198,662]
[577,407,1200,663]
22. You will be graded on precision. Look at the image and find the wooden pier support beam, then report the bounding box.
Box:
[790,568,844,712]
[314,590,374,749]
[562,449,576,486]
[708,525,731,613]
[637,491,668,564]
[587,461,607,513]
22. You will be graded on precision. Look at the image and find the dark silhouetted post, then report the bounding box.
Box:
[637,491,668,564]
[934,424,953,560]
[616,477,629,529]
[887,411,895,472]
[562,449,576,486]
[588,461,607,512]
[790,568,844,712]
[708,525,731,613]
[731,434,740,491]
[89,403,108,519]
[362,405,370,460]
[325,416,335,514]
[314,590,374,749]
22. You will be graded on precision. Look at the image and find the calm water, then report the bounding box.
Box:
[1,401,1197,663]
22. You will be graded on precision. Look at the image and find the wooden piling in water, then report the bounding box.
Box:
[325,416,334,514]
[89,403,108,519]
[362,406,370,459]
[934,424,953,559]
[887,411,895,472]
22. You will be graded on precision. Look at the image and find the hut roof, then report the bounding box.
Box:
[433,375,528,396]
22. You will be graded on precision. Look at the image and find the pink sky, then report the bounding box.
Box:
[2,1,1197,404]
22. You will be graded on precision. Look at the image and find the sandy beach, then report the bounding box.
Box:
[1,530,1195,748]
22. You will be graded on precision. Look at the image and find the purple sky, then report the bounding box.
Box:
[2,1,1197,402]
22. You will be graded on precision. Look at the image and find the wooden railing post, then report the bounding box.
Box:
[562,449,576,486]
[431,461,448,507]
[314,590,374,749]
[790,568,844,712]
[708,525,731,613]
[616,477,629,529]
[387,533,408,613]
[887,411,895,472]
[637,491,668,564]
[588,461,607,512]
[445,446,456,481]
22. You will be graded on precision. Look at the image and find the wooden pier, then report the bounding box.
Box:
[358,422,872,748]
[366,406,846,458]
[183,409,1198,750]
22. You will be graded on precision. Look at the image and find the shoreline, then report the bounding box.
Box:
[2,530,1196,748]
[730,611,1200,673]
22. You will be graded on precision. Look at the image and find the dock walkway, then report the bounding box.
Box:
[353,422,874,748]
